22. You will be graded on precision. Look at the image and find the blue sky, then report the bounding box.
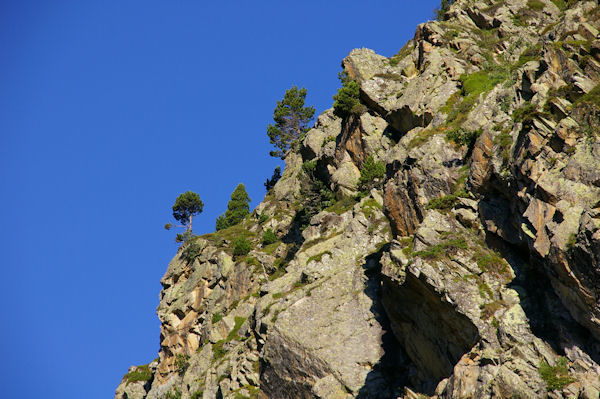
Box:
[0,1,439,398]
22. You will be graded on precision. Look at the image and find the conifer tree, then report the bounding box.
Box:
[165,191,204,242]
[267,86,315,159]
[264,166,282,192]
[215,184,251,231]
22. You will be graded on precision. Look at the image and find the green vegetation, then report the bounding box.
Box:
[494,130,513,165]
[233,236,252,257]
[124,364,153,385]
[527,0,545,10]
[302,159,317,173]
[539,357,576,390]
[407,126,444,150]
[306,250,332,265]
[551,0,567,10]
[445,127,481,149]
[262,228,277,246]
[512,103,538,125]
[358,155,386,193]
[567,233,577,249]
[216,184,251,231]
[426,194,458,210]
[166,388,182,399]
[264,166,281,192]
[322,136,336,146]
[262,241,281,255]
[575,83,600,107]
[413,237,467,261]
[434,0,454,20]
[361,198,383,219]
[174,353,190,376]
[460,71,503,98]
[257,212,269,224]
[226,316,247,341]
[267,86,315,159]
[478,281,494,300]
[333,72,365,117]
[211,317,248,362]
[474,250,508,276]
[303,231,341,251]
[212,340,226,361]
[453,164,470,198]
[373,72,404,82]
[212,312,223,324]
[191,389,204,399]
[165,191,204,242]
[440,92,461,115]
[202,221,257,250]
[180,240,204,264]
[325,196,358,215]
[516,43,543,67]
[297,159,335,230]
[480,300,504,320]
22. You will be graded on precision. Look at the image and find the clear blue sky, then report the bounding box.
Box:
[0,1,439,398]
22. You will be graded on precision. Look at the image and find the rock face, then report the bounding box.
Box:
[116,1,600,398]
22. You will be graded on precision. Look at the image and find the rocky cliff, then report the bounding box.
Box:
[116,0,600,397]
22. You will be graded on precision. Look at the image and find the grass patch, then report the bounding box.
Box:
[262,241,281,255]
[440,92,461,115]
[212,312,223,324]
[512,103,538,124]
[124,364,152,385]
[413,237,468,261]
[374,72,404,82]
[407,126,445,150]
[473,250,508,276]
[226,316,247,342]
[202,223,257,249]
[516,43,543,67]
[478,281,494,300]
[480,300,503,320]
[212,340,227,361]
[567,233,577,249]
[539,357,576,391]
[322,135,336,146]
[361,198,383,219]
[453,164,470,198]
[306,250,332,265]
[268,261,286,281]
[426,194,458,210]
[303,231,341,251]
[270,309,281,323]
[527,0,545,10]
[550,0,567,11]
[325,196,358,215]
[445,127,482,148]
[574,83,600,107]
[494,130,513,165]
[166,388,182,399]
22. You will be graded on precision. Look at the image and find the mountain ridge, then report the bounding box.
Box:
[116,0,600,397]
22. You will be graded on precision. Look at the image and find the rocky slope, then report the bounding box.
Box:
[116,0,600,397]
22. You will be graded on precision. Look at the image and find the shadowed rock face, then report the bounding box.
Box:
[116,1,600,398]
[382,273,479,394]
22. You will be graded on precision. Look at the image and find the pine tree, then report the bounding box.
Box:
[264,166,282,192]
[215,184,251,231]
[267,86,315,159]
[165,191,204,242]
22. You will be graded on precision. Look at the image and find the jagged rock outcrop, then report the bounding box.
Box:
[116,0,600,398]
